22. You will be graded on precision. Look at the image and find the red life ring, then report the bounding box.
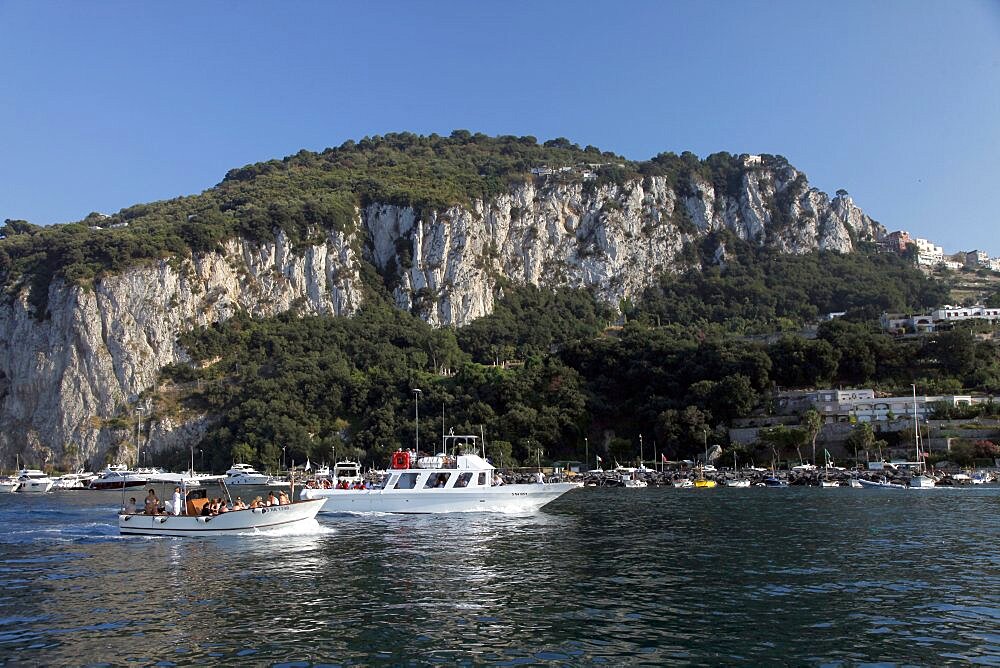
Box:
[391,451,410,470]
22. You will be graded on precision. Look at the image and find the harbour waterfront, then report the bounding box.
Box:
[1,486,998,665]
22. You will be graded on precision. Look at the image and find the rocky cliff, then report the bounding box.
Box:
[0,161,883,466]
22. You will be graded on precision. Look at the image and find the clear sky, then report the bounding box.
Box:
[2,0,998,254]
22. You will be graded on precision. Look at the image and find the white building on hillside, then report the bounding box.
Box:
[881,305,1000,333]
[913,238,944,266]
[774,388,986,423]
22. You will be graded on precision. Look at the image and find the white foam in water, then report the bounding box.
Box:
[234,518,335,538]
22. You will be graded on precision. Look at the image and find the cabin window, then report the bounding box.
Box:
[394,472,419,489]
[425,472,451,488]
[454,473,473,488]
[477,472,487,486]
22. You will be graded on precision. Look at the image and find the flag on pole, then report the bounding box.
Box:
[305,458,312,471]
[661,453,668,463]
[595,455,602,462]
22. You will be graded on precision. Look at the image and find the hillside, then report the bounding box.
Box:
[0,132,905,466]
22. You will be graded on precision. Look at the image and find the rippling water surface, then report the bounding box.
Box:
[0,486,998,665]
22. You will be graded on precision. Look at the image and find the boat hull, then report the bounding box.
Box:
[118,500,325,537]
[301,482,580,514]
[857,478,906,489]
[18,480,54,493]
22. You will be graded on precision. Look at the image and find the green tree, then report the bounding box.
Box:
[802,408,823,465]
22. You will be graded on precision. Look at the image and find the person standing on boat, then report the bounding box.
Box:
[171,487,182,516]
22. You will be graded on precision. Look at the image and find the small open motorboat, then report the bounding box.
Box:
[118,472,324,537]
[857,477,906,489]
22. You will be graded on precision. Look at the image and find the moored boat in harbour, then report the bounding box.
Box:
[52,470,97,490]
[88,464,164,490]
[16,468,55,493]
[224,463,287,487]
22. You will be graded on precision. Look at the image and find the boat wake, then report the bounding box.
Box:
[234,518,334,537]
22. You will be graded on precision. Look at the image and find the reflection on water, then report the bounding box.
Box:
[0,487,998,664]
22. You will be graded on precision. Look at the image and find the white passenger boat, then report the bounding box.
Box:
[118,472,324,537]
[16,469,55,493]
[224,463,286,487]
[0,476,19,493]
[725,478,751,488]
[88,464,164,490]
[300,434,580,514]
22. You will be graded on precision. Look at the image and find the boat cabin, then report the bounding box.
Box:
[381,434,502,491]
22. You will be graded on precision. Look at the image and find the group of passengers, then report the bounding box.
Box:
[305,478,370,490]
[201,489,290,514]
[124,487,293,516]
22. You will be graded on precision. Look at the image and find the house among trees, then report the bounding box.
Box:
[881,305,1000,334]
[773,388,986,424]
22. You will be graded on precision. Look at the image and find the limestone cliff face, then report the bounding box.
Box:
[370,167,882,326]
[0,230,362,467]
[0,166,882,465]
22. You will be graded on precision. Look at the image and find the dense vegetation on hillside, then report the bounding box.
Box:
[0,132,785,316]
[155,248,998,473]
[635,235,950,331]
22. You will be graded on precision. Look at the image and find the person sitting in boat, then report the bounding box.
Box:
[493,473,505,486]
[233,497,247,510]
[124,497,138,514]
[200,499,214,516]
[266,491,279,506]
[249,496,263,509]
[144,489,161,515]
[217,499,229,513]
[278,490,290,505]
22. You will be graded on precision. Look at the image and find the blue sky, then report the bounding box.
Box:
[2,0,998,254]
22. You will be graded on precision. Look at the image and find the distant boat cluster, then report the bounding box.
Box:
[576,465,996,489]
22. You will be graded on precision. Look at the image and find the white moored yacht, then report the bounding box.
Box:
[312,461,364,488]
[224,463,286,487]
[88,464,164,490]
[52,470,97,490]
[300,433,581,514]
[16,469,55,493]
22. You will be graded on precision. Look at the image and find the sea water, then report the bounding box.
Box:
[0,486,998,665]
